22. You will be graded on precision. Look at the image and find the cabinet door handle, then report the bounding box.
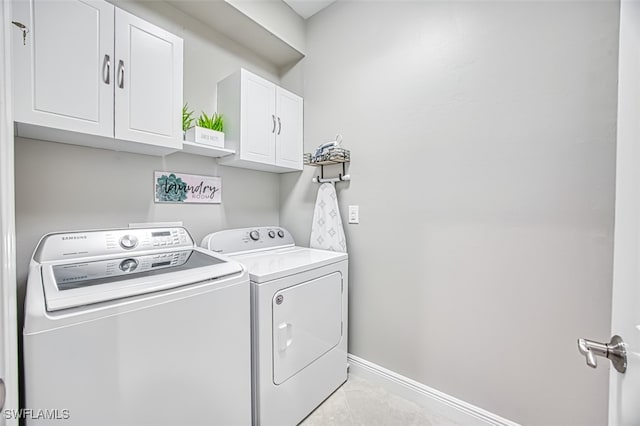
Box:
[117,60,125,89]
[277,117,281,135]
[272,115,276,133]
[102,54,110,85]
[0,378,5,410]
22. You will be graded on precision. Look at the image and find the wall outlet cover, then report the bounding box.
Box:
[348,205,359,224]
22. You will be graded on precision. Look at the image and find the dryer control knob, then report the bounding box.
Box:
[120,235,138,250]
[119,258,139,272]
[249,230,260,241]
[268,231,276,238]
[277,230,285,238]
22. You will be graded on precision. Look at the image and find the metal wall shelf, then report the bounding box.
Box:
[304,147,350,166]
[304,147,351,184]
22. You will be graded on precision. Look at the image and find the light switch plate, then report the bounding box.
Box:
[348,205,359,224]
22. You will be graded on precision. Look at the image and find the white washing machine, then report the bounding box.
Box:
[201,227,348,426]
[24,226,251,426]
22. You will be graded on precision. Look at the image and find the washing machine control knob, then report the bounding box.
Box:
[119,258,139,272]
[268,231,276,238]
[119,235,138,250]
[249,230,260,241]
[277,230,285,238]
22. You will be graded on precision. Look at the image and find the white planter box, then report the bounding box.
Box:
[185,126,225,148]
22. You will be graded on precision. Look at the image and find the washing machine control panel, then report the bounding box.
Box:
[35,227,194,262]
[115,228,190,251]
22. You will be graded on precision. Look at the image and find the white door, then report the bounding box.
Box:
[12,0,114,137]
[1,2,19,425]
[577,2,640,424]
[609,1,640,424]
[241,70,276,165]
[275,87,303,170]
[114,8,182,149]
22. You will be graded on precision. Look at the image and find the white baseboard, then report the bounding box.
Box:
[347,354,520,426]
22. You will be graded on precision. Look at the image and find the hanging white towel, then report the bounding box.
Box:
[310,183,347,252]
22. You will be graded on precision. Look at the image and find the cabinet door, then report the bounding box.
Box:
[12,0,114,137]
[241,70,276,165]
[275,87,303,170]
[114,8,183,149]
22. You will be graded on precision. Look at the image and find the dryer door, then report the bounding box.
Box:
[272,272,343,385]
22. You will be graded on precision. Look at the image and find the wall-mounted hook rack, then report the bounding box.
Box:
[312,162,351,184]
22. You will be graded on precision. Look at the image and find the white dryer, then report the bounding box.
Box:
[24,226,251,426]
[202,227,348,426]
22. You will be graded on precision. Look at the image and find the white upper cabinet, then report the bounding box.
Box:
[11,0,183,156]
[242,71,277,165]
[218,69,303,173]
[12,0,114,138]
[275,87,304,170]
[114,8,183,148]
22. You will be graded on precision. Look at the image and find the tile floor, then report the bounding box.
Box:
[299,375,460,426]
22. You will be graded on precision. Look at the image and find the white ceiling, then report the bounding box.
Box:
[282,0,336,19]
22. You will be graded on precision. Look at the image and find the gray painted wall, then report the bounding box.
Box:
[280,1,618,424]
[14,1,284,310]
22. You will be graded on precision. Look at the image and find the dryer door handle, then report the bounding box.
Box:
[277,322,293,352]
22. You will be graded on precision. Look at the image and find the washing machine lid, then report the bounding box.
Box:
[41,248,244,311]
[231,246,347,283]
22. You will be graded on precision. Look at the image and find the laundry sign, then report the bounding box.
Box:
[154,171,221,204]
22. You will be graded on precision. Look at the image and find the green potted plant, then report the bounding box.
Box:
[185,110,225,148]
[182,103,195,138]
[197,111,224,132]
